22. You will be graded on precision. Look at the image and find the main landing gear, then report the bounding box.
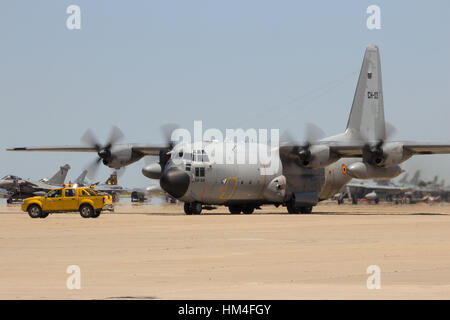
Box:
[184,202,202,215]
[286,200,313,214]
[228,205,255,215]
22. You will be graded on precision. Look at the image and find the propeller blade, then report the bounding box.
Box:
[106,126,124,148]
[385,122,397,140]
[304,122,325,144]
[116,167,126,179]
[80,129,101,150]
[160,123,180,147]
[85,157,102,180]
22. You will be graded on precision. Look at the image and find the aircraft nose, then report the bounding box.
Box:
[0,180,12,188]
[160,167,190,199]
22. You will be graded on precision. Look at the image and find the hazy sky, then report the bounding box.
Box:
[1,1,449,186]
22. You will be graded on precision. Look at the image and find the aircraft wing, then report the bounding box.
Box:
[7,146,98,152]
[7,144,166,156]
[329,142,450,157]
[401,143,450,155]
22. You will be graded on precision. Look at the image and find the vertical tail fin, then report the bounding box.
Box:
[398,173,409,184]
[346,45,385,141]
[410,170,421,185]
[106,172,118,185]
[47,164,71,185]
[74,170,88,186]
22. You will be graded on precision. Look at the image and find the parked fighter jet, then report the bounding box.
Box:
[9,45,450,214]
[0,164,71,203]
[337,179,411,204]
[73,171,124,202]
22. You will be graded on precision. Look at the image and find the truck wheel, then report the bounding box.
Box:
[27,204,42,218]
[92,210,101,218]
[79,204,94,218]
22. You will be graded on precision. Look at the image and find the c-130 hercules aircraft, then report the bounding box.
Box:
[9,45,450,214]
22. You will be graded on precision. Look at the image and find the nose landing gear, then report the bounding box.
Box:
[184,202,202,215]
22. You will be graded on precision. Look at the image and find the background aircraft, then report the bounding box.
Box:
[0,164,70,203]
[335,179,410,204]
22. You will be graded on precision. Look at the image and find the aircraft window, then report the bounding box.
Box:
[65,189,75,197]
[184,153,192,160]
[194,167,205,177]
[47,189,62,198]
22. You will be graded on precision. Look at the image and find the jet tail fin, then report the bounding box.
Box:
[346,45,385,141]
[74,170,88,186]
[47,164,71,185]
[106,172,118,185]
[398,173,409,184]
[410,170,421,185]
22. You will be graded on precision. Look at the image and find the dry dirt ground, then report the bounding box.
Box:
[1,201,450,299]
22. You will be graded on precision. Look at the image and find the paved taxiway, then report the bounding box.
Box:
[1,201,450,299]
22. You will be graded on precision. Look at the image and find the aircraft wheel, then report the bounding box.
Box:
[92,210,101,218]
[6,198,12,204]
[27,204,42,218]
[184,202,192,215]
[40,212,49,218]
[190,202,202,215]
[79,204,94,218]
[229,205,242,214]
[300,206,312,214]
[286,202,300,214]
[242,207,254,214]
[351,195,358,205]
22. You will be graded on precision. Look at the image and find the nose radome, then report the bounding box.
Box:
[160,167,190,199]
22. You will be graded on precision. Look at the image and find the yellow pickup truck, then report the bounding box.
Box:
[22,187,114,219]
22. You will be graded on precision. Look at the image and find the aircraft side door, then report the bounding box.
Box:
[63,188,78,211]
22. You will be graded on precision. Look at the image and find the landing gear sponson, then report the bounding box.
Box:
[183,202,314,215]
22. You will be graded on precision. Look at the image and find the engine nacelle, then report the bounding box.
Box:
[381,142,412,167]
[142,163,162,179]
[299,145,339,168]
[347,162,402,180]
[103,145,144,169]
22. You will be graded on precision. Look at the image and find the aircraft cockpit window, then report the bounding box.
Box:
[178,151,184,158]
[193,150,209,162]
[47,189,62,198]
[184,153,192,160]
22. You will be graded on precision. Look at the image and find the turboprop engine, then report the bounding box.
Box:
[292,144,339,168]
[363,141,412,167]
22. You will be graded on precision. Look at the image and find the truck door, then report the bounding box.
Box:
[42,188,63,211]
[63,188,78,211]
